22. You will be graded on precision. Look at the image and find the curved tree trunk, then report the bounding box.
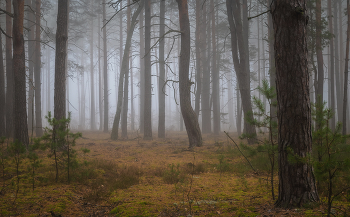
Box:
[111,0,144,140]
[176,0,202,149]
[13,0,28,146]
[271,0,319,207]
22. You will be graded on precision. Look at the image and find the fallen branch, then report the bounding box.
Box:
[224,131,257,173]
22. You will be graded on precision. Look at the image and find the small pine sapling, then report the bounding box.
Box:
[241,79,278,200]
[35,112,82,183]
[27,141,43,191]
[8,140,26,203]
[312,101,350,217]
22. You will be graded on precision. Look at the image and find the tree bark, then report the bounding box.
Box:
[98,8,103,130]
[13,0,28,146]
[343,0,350,135]
[143,0,152,140]
[176,0,202,148]
[111,1,143,140]
[271,0,319,207]
[6,0,14,138]
[54,0,68,123]
[34,0,43,136]
[0,25,5,137]
[158,0,165,138]
[226,0,256,143]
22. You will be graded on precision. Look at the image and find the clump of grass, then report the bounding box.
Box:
[183,162,206,174]
[163,163,186,184]
[216,155,232,173]
[114,165,142,189]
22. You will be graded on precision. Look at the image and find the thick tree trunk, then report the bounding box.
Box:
[111,1,143,140]
[158,0,165,138]
[143,0,152,140]
[226,0,256,143]
[34,0,43,136]
[201,1,211,134]
[211,0,220,135]
[54,0,68,123]
[176,0,202,148]
[103,0,108,132]
[0,26,5,137]
[13,0,28,146]
[6,0,14,138]
[271,0,319,207]
[343,0,350,135]
[90,0,96,130]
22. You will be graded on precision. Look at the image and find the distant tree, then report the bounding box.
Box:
[211,0,220,135]
[13,0,29,146]
[6,0,14,138]
[158,0,165,138]
[34,0,43,137]
[143,0,152,140]
[26,0,35,133]
[103,0,108,133]
[90,0,96,131]
[139,6,145,134]
[54,0,69,124]
[0,26,5,137]
[194,0,202,118]
[201,1,211,134]
[176,0,202,148]
[111,0,144,140]
[226,0,256,143]
[271,0,319,207]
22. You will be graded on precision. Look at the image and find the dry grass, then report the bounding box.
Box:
[0,131,348,216]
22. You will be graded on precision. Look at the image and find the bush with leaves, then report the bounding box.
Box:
[311,100,350,216]
[35,112,82,183]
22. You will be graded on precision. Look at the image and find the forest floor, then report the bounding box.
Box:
[0,131,348,216]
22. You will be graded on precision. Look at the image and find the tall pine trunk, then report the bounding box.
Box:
[271,0,319,207]
[158,0,165,138]
[34,0,43,136]
[343,0,350,135]
[90,0,96,130]
[143,0,152,140]
[6,0,13,138]
[54,0,68,123]
[0,26,5,137]
[13,0,28,146]
[103,0,108,132]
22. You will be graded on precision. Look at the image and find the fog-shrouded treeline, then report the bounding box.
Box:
[0,0,349,143]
